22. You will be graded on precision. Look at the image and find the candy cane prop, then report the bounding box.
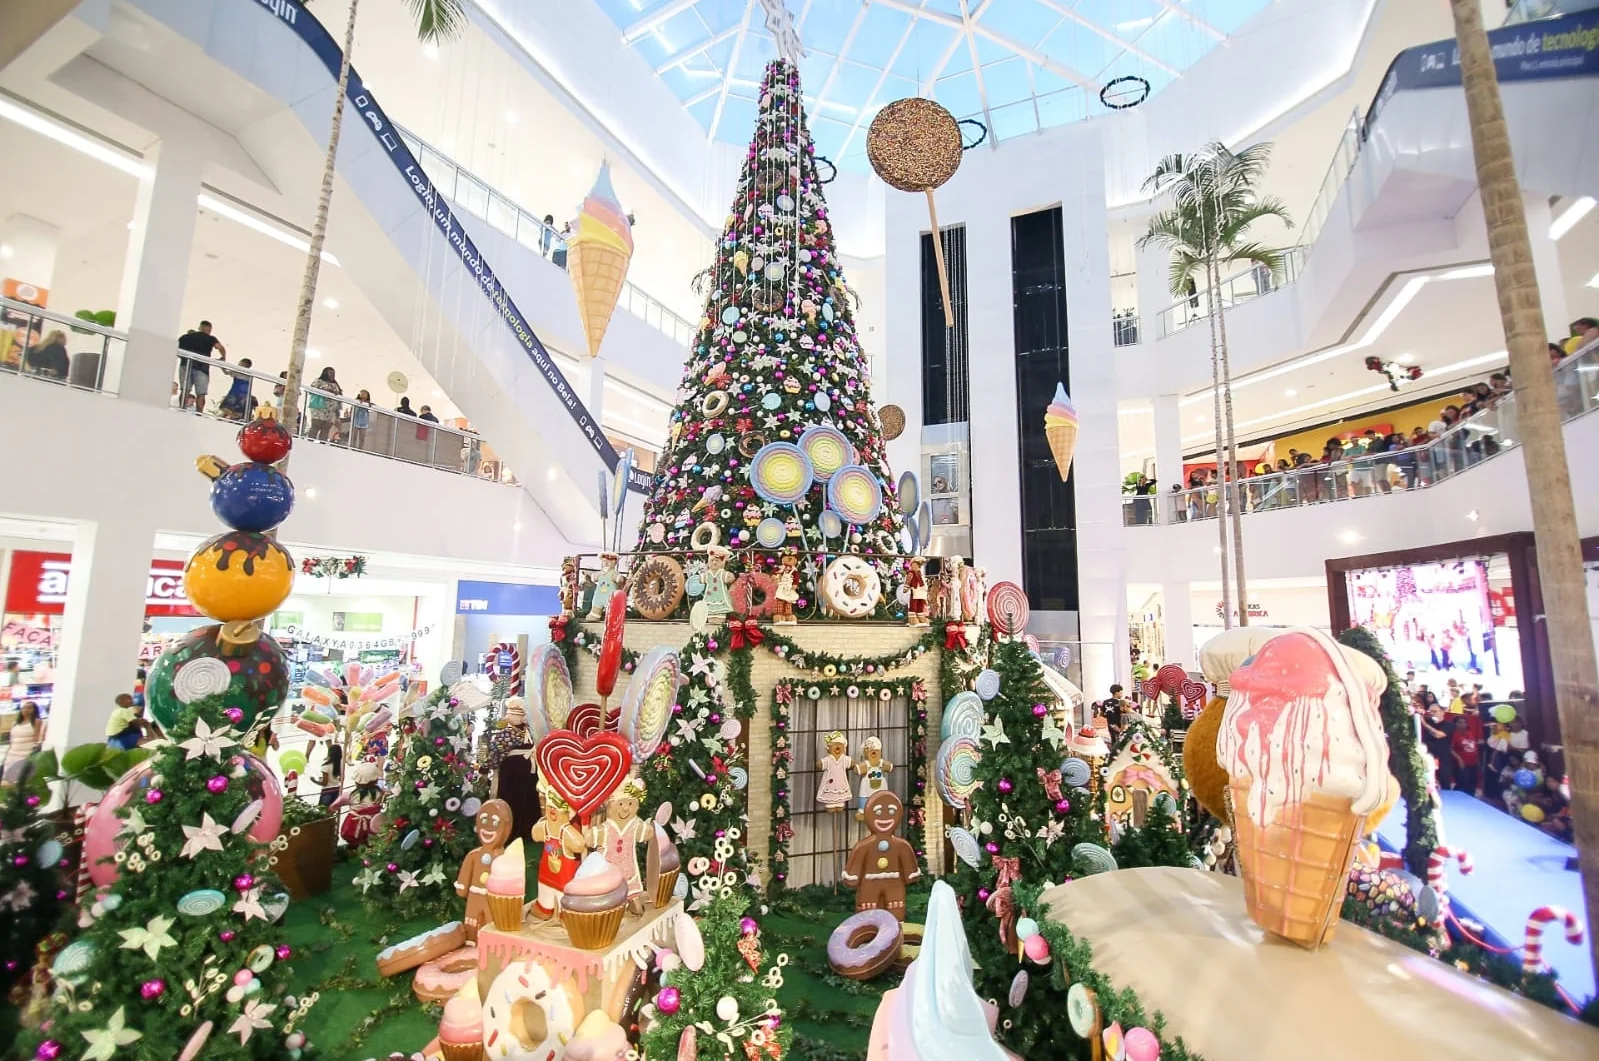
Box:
[1523,906,1584,975]
[1426,846,1473,897]
[1375,850,1405,873]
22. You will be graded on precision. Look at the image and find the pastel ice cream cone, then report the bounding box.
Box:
[1219,628,1391,949]
[1043,383,1078,482]
[566,163,634,359]
[485,838,526,931]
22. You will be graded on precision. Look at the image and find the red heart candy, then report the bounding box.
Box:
[566,702,620,739]
[536,729,633,821]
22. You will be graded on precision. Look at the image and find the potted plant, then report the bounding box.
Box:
[270,793,336,900]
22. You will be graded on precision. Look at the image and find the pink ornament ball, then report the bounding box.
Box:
[985,841,999,855]
[1033,704,1048,717]
[1055,800,1071,813]
[145,789,164,804]
[25,795,40,808]
[35,1041,61,1060]
[276,945,293,960]
[234,969,254,987]
[740,917,759,935]
[141,979,166,1000]
[1024,933,1051,964]
[219,930,236,943]
[224,707,244,724]
[997,778,1013,794]
[387,863,399,873]
[207,775,229,794]
[1124,1027,1161,1061]
[656,986,682,1015]
[233,874,255,892]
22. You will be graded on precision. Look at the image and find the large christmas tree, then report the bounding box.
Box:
[636,59,907,573]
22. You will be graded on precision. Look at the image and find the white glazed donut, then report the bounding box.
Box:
[483,957,582,1059]
[690,522,721,551]
[700,390,731,417]
[822,556,882,619]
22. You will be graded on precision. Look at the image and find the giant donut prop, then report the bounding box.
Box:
[699,390,730,417]
[629,555,685,621]
[731,572,778,618]
[375,921,466,978]
[986,580,1029,635]
[690,522,721,551]
[822,555,882,619]
[411,945,477,1002]
[483,957,582,1059]
[525,645,574,743]
[596,590,628,698]
[827,909,903,981]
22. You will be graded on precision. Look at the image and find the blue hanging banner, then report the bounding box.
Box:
[456,581,563,616]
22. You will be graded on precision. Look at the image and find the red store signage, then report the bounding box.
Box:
[5,551,200,617]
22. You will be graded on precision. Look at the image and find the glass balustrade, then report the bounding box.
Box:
[1123,341,1599,526]
[395,127,697,347]
[1153,246,1306,338]
[0,297,126,393]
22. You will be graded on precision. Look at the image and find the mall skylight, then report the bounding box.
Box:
[593,0,1270,167]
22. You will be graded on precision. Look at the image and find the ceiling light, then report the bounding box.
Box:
[1466,510,1480,521]
[322,297,339,309]
[1397,353,1414,363]
[197,194,340,266]
[1284,388,1297,397]
[505,110,519,124]
[0,96,150,177]
[431,389,442,397]
[1549,196,1595,240]
[305,488,317,499]
[513,521,523,530]
[306,347,321,359]
[422,43,440,60]
[126,221,134,230]
[1339,530,1361,544]
[546,468,558,481]
[0,244,11,260]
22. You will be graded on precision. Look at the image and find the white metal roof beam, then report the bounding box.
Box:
[872,0,1097,90]
[621,0,702,44]
[959,0,995,144]
[709,0,757,139]
[656,26,741,74]
[814,1,871,106]
[1151,0,1226,41]
[1032,0,1178,76]
[837,0,931,159]
[920,25,968,94]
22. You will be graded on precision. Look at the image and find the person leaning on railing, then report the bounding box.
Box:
[22,329,68,380]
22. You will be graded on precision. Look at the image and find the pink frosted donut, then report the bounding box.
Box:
[732,572,777,618]
[827,908,903,981]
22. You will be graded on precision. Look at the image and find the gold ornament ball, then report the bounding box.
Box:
[866,97,964,193]
[1182,696,1231,821]
[182,530,296,622]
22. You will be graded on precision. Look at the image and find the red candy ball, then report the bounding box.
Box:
[237,417,292,464]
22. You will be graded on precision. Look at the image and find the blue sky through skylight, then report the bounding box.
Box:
[592,0,1271,169]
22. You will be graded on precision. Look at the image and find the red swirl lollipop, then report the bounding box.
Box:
[596,590,628,698]
[986,581,1030,636]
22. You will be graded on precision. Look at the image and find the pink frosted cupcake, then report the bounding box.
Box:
[563,853,628,949]
[438,980,484,1061]
[485,839,526,931]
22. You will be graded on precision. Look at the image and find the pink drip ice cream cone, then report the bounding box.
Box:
[1043,383,1078,482]
[1218,628,1391,948]
[566,163,634,358]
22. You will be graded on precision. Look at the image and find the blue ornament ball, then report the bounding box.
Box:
[1514,769,1537,789]
[209,463,294,532]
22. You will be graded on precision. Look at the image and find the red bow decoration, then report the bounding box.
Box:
[944,622,968,651]
[987,883,1016,948]
[548,615,569,643]
[992,855,1022,891]
[728,618,765,649]
[1037,767,1063,802]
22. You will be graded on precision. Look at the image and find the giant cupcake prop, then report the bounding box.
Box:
[1218,628,1391,948]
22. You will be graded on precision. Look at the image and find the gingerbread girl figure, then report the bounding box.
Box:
[816,731,853,813]
[772,549,800,626]
[840,790,920,921]
[529,785,588,919]
[906,557,928,628]
[594,777,648,914]
[455,798,513,941]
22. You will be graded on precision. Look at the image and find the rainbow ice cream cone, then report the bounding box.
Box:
[566,163,634,358]
[1218,628,1391,949]
[1044,383,1078,482]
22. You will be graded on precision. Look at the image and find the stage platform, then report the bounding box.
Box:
[1374,790,1592,1002]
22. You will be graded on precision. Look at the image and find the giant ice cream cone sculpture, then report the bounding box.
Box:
[1218,628,1391,949]
[566,163,634,358]
[1044,383,1078,482]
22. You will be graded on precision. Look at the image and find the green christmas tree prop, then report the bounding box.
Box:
[947,639,1192,1057]
[637,892,792,1060]
[0,753,66,994]
[357,688,486,916]
[24,699,307,1061]
[1110,799,1194,870]
[634,58,907,589]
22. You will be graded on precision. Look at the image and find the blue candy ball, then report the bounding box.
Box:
[209,463,294,532]
[1514,769,1537,790]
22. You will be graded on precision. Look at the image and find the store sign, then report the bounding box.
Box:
[5,551,199,617]
[1214,601,1270,620]
[455,580,560,616]
[1,617,54,649]
[332,611,383,633]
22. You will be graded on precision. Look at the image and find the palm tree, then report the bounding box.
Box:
[1448,0,1599,977]
[1139,143,1292,627]
[280,0,466,461]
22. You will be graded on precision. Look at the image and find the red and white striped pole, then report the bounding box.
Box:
[1523,906,1583,975]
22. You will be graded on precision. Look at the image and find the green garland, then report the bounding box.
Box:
[758,624,941,677]
[1338,626,1438,876]
[767,677,930,889]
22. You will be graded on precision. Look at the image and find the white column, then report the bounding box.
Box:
[1161,580,1195,671]
[49,520,156,755]
[1152,392,1183,505]
[1134,232,1170,344]
[1060,124,1129,696]
[112,136,205,407]
[1526,193,1569,338]
[0,214,61,290]
[964,204,1022,583]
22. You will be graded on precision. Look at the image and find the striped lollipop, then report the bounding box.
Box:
[827,465,884,525]
[942,691,985,740]
[1071,842,1118,876]
[947,826,982,868]
[936,735,982,810]
[987,581,1029,635]
[798,424,855,481]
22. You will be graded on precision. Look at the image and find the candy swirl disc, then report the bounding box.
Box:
[798,425,854,481]
[1071,842,1118,876]
[941,691,985,740]
[947,826,982,868]
[177,889,227,917]
[897,471,919,515]
[986,580,1030,635]
[1059,757,1092,789]
[173,657,232,704]
[974,668,1001,701]
[818,510,843,539]
[755,517,787,548]
[1009,970,1030,1008]
[525,645,574,743]
[52,940,95,985]
[619,645,681,761]
[750,442,814,505]
[826,466,883,525]
[1066,983,1100,1037]
[936,735,982,810]
[729,766,749,790]
[36,839,62,868]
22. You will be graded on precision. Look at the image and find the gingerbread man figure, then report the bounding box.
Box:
[772,549,800,626]
[455,798,513,941]
[840,790,920,921]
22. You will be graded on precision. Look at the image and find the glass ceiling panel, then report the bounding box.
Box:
[595,0,1271,167]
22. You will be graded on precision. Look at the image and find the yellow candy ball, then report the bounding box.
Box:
[182,531,295,622]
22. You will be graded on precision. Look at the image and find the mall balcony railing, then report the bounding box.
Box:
[1112,311,1139,347]
[394,126,698,348]
[1153,246,1307,339]
[1121,339,1599,527]
[0,299,125,391]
